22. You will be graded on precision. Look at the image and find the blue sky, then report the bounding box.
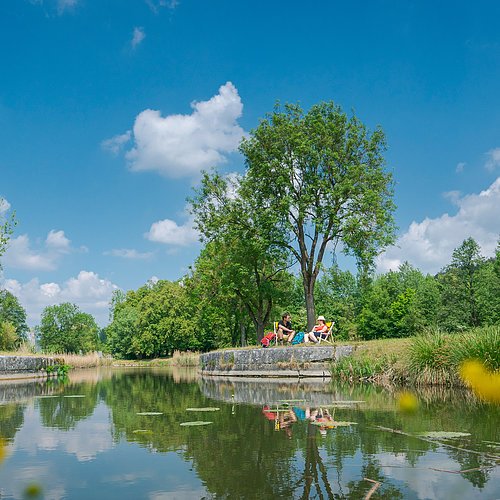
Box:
[1,0,499,325]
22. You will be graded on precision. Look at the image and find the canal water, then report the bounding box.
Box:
[0,368,499,499]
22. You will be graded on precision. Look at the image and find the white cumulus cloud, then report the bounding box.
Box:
[377,177,500,274]
[118,82,244,178]
[3,270,118,326]
[101,131,131,155]
[3,230,74,271]
[104,248,154,259]
[485,147,500,171]
[131,27,145,49]
[146,217,198,246]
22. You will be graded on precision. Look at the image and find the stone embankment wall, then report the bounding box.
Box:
[0,355,59,381]
[200,345,353,378]
[199,377,359,406]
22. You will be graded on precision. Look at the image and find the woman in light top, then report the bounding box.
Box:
[304,316,328,343]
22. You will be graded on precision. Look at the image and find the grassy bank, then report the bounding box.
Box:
[112,350,200,368]
[330,326,500,387]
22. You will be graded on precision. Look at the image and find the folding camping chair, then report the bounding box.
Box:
[317,321,335,344]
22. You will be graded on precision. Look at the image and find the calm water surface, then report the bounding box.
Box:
[0,368,499,499]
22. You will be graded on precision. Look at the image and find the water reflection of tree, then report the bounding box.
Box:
[102,371,209,451]
[37,382,99,430]
[0,403,24,441]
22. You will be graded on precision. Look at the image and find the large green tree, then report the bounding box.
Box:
[0,290,28,343]
[191,172,292,341]
[239,102,396,329]
[106,280,201,358]
[37,302,100,353]
[438,238,485,330]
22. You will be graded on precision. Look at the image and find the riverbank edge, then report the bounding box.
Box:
[199,345,354,378]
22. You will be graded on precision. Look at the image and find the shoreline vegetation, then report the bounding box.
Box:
[1,326,498,394]
[329,325,499,388]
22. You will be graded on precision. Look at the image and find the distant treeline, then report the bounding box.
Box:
[2,236,497,358]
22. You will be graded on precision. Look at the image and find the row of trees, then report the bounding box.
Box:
[0,236,498,356]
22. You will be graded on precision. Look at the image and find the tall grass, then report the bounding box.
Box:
[56,352,114,369]
[449,326,500,372]
[408,325,500,385]
[331,355,391,381]
[168,350,200,367]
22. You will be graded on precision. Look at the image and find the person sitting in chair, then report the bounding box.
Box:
[277,312,295,343]
[305,316,328,343]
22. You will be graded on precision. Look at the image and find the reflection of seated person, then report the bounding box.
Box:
[277,313,295,343]
[278,409,297,438]
[305,316,328,343]
[262,406,297,437]
[307,408,334,436]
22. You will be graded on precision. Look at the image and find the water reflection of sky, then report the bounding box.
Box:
[14,402,113,461]
[0,371,499,499]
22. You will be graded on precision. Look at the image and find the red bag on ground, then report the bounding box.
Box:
[261,332,276,347]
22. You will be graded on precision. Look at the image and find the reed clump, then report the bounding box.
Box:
[169,350,200,367]
[56,352,114,369]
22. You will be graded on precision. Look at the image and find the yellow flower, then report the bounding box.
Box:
[24,483,43,498]
[0,437,7,464]
[460,360,500,404]
[397,391,419,414]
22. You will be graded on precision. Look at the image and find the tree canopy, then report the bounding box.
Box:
[238,102,395,328]
[37,302,100,353]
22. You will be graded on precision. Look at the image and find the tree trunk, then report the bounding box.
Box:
[303,278,316,331]
[240,323,247,347]
[256,320,265,342]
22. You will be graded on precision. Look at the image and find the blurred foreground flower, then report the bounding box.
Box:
[24,483,42,498]
[460,360,500,404]
[397,391,419,414]
[0,437,6,464]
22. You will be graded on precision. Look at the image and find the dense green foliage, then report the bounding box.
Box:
[0,289,29,344]
[36,302,100,353]
[192,102,396,332]
[101,235,500,358]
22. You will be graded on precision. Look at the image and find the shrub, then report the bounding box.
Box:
[0,321,18,351]
[408,328,455,385]
[449,326,500,372]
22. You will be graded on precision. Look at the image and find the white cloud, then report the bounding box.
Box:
[455,162,465,173]
[57,0,77,14]
[0,197,11,215]
[485,147,500,171]
[3,270,118,326]
[145,0,179,13]
[131,27,145,49]
[101,131,131,155]
[377,177,500,274]
[121,82,244,178]
[146,217,198,246]
[3,230,74,271]
[104,248,154,260]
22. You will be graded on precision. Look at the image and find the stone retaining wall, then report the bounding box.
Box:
[0,355,59,380]
[199,377,359,406]
[200,345,353,378]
